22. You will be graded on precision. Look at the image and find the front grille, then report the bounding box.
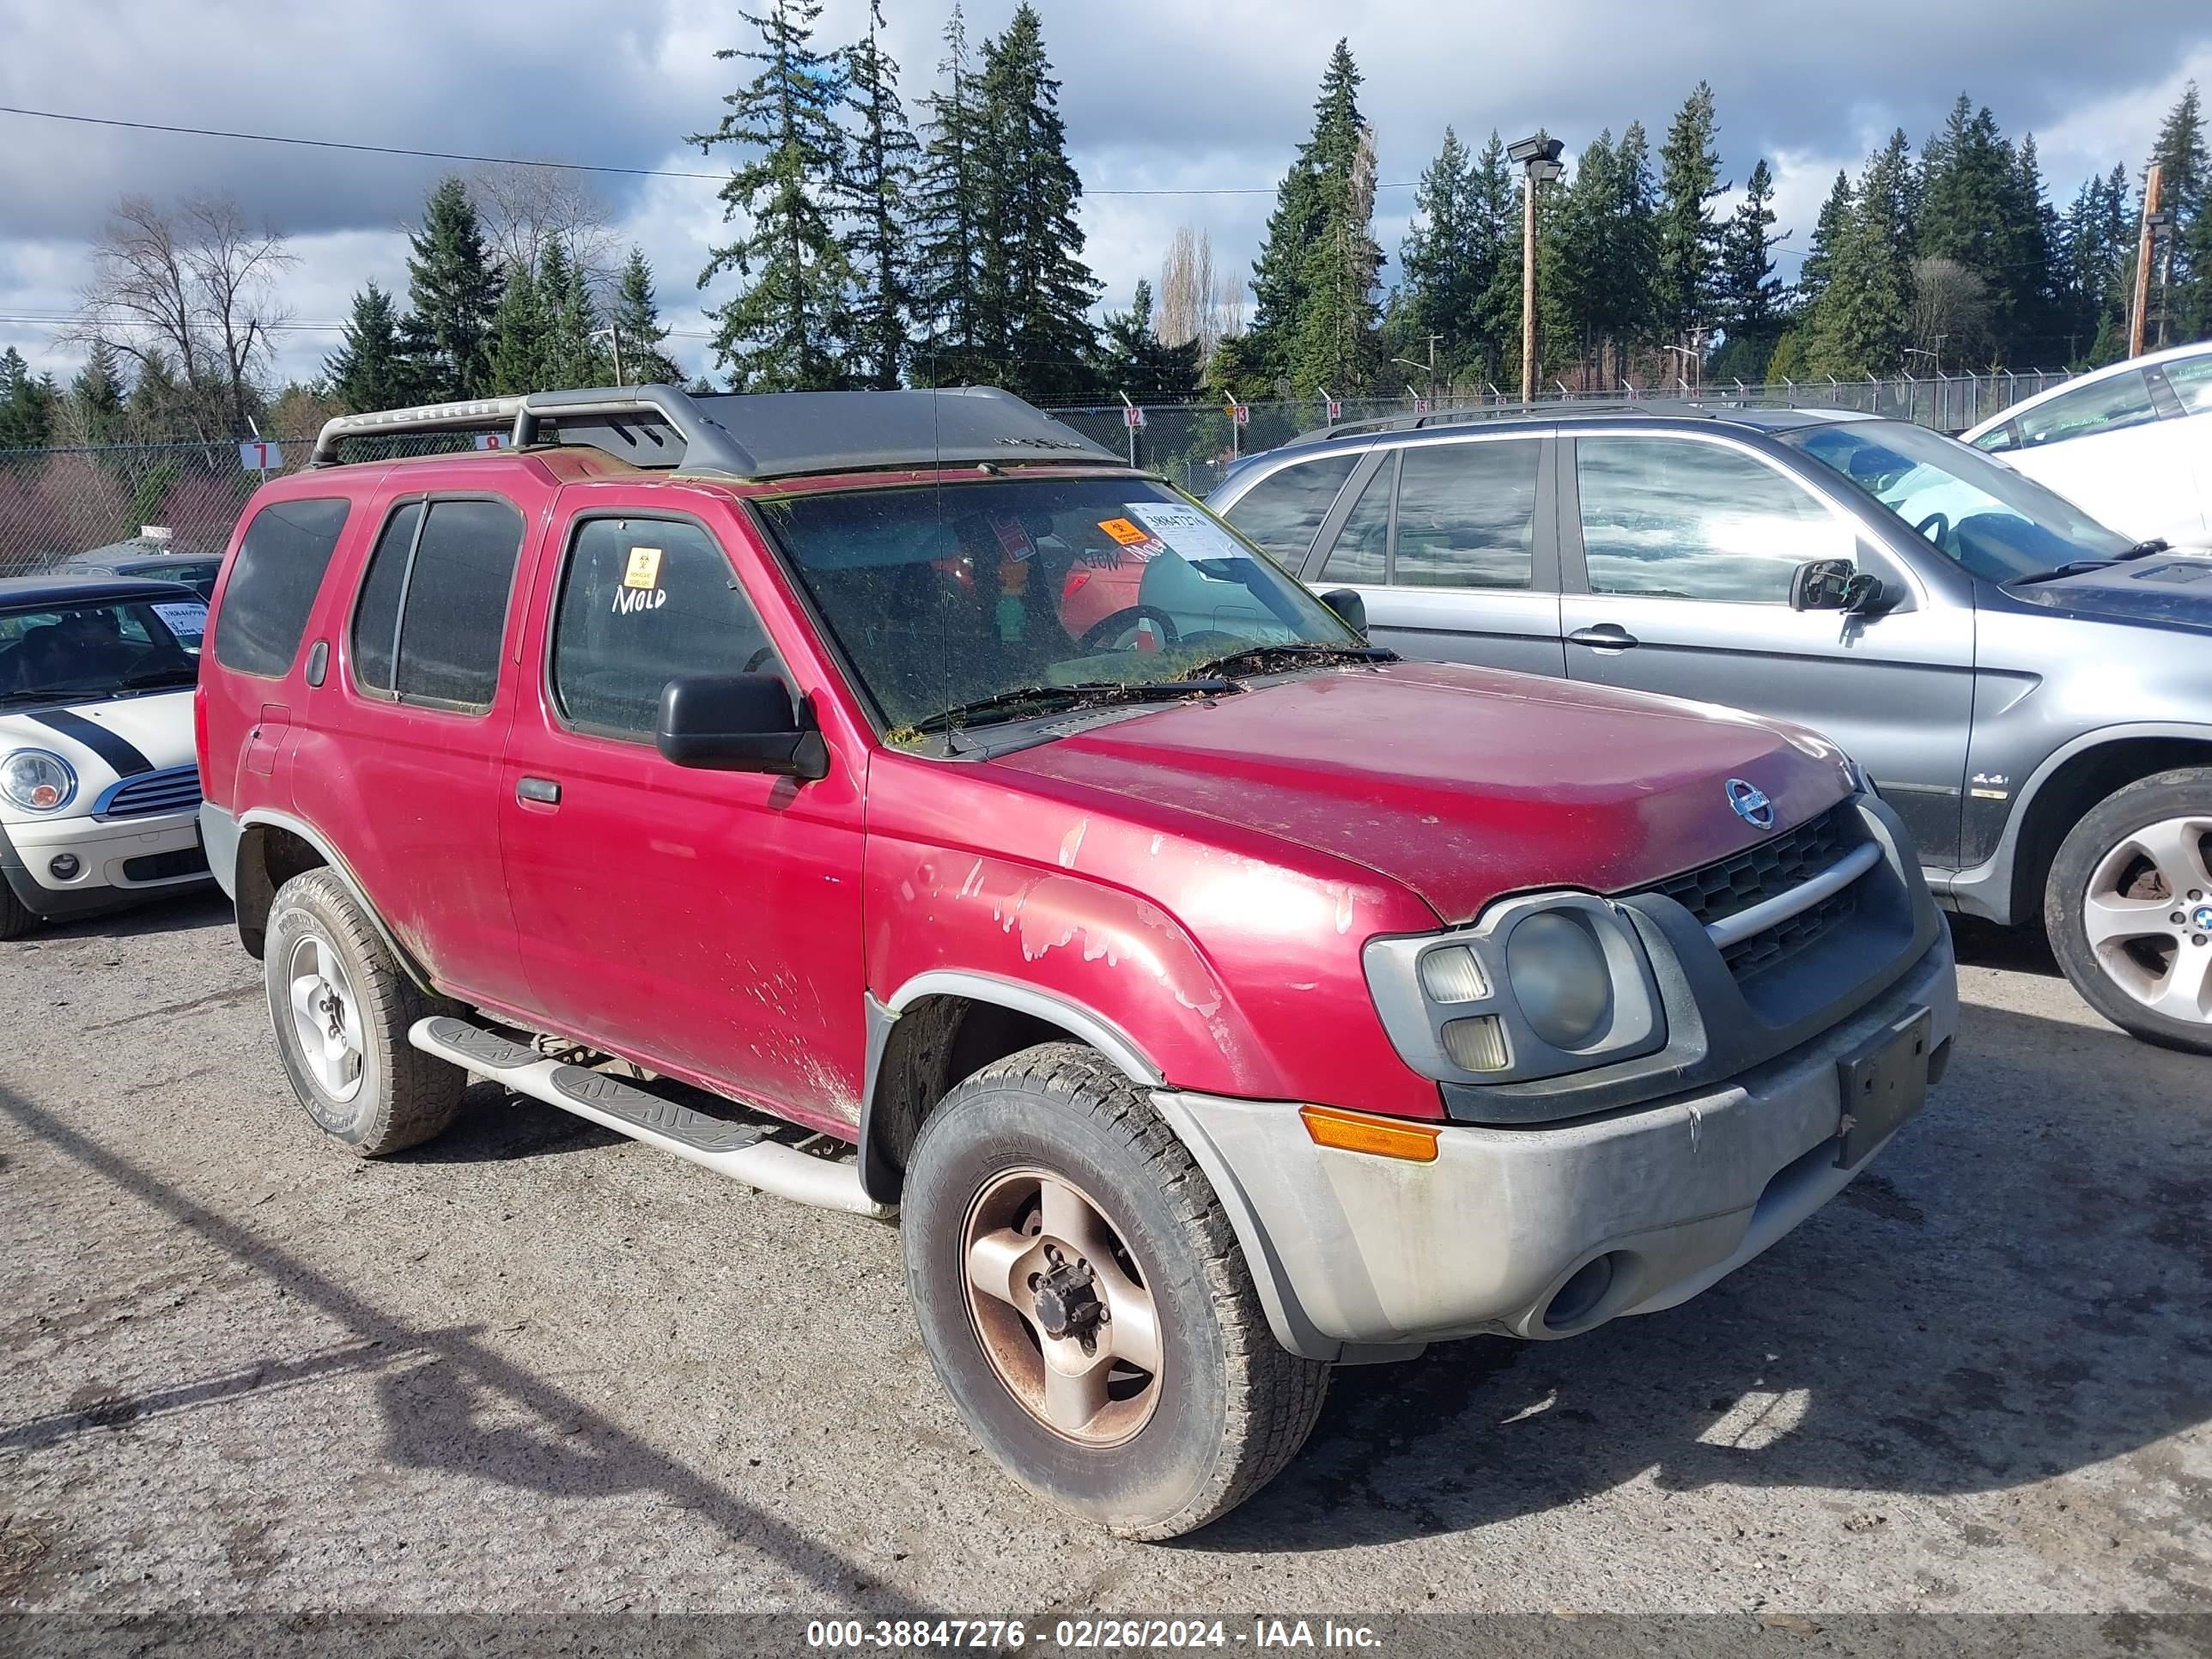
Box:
[1646,801,1865,981]
[121,847,209,883]
[1650,802,1856,928]
[95,764,202,820]
[1720,885,1858,978]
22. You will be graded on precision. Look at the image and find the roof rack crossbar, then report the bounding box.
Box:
[1280,399,1725,448]
[310,385,756,474]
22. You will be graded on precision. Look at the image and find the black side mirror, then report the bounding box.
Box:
[1841,570,1893,614]
[657,672,829,780]
[1319,587,1368,635]
[1788,558,1856,611]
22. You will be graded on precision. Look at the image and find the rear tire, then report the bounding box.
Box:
[0,882,33,942]
[2045,767,2212,1054]
[264,869,466,1154]
[901,1042,1328,1540]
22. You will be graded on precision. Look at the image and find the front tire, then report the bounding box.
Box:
[902,1042,1328,1540]
[2046,767,2212,1054]
[264,869,466,1153]
[0,880,33,942]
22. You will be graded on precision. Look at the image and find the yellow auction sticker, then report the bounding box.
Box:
[623,547,664,590]
[1096,518,1152,547]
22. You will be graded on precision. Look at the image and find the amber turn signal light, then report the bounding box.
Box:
[1299,1103,1441,1163]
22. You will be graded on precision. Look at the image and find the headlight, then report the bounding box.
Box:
[1364,892,1667,1085]
[1504,911,1612,1048]
[0,750,77,812]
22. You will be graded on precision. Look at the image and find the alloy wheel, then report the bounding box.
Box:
[962,1168,1164,1446]
[2081,814,2212,1025]
[285,933,366,1101]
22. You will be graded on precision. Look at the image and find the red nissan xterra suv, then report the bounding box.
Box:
[197,385,1957,1538]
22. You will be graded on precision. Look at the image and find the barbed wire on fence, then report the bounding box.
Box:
[0,370,2072,574]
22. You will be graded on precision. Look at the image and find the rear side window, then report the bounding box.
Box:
[2014,371,2159,447]
[211,497,350,678]
[1393,440,1540,589]
[551,517,776,740]
[2156,352,2212,416]
[350,496,524,711]
[1221,453,1358,562]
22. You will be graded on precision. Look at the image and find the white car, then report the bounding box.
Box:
[1960,343,2212,548]
[0,574,210,939]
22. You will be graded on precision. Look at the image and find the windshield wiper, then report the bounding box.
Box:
[1177,641,1396,680]
[910,678,1235,735]
[2009,539,2172,587]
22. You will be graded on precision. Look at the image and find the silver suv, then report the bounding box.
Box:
[1209,404,2212,1053]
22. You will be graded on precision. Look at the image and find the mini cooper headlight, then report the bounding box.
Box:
[0,750,77,812]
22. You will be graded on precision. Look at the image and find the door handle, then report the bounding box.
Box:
[1567,623,1640,651]
[516,776,562,805]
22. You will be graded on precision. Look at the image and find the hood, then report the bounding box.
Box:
[0,690,197,819]
[2002,555,2212,633]
[995,661,1853,923]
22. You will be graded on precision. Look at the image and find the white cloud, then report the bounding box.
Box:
[3,0,2209,395]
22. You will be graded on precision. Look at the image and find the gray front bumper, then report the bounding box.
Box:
[1155,928,1957,1364]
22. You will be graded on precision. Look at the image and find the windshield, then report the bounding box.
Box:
[757,477,1358,733]
[0,599,204,705]
[1778,419,2134,583]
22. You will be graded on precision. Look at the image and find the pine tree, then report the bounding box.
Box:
[610,248,682,384]
[1097,280,1200,401]
[1244,40,1372,391]
[538,238,606,389]
[489,263,550,396]
[1715,158,1787,375]
[1656,82,1729,352]
[912,5,985,378]
[2148,82,2209,340]
[68,341,127,443]
[690,0,855,392]
[0,348,56,447]
[1399,128,1481,377]
[1917,95,2039,356]
[1808,143,1915,377]
[970,4,1099,398]
[402,178,500,399]
[840,0,920,390]
[325,282,416,412]
[1799,171,1852,305]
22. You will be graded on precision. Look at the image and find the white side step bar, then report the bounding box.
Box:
[409,1016,894,1219]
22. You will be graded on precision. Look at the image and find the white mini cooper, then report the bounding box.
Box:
[0,574,210,939]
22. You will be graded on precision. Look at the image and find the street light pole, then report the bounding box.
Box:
[1508,136,1565,404]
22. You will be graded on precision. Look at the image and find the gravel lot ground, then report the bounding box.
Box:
[1,891,2207,1631]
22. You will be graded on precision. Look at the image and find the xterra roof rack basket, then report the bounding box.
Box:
[310,384,1126,480]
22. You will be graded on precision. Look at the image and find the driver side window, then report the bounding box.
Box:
[1577,436,1853,604]
[551,516,778,741]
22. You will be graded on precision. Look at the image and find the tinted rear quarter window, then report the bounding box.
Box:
[350,497,523,711]
[212,497,351,678]
[1221,453,1358,562]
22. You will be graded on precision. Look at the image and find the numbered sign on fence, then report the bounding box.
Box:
[1413,397,1431,414]
[474,433,507,450]
[1121,405,1146,429]
[1325,399,1342,423]
[237,440,282,473]
[1226,403,1249,427]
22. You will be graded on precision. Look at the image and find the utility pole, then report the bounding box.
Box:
[1509,136,1565,404]
[2129,163,2162,361]
[591,325,626,388]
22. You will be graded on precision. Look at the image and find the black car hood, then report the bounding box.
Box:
[2004,555,2212,633]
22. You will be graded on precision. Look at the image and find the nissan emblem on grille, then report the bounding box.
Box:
[1726,778,1775,830]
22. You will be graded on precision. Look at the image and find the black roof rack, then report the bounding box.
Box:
[1279,398,1732,449]
[310,384,1127,478]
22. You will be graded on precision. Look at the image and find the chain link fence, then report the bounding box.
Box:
[0,370,2073,574]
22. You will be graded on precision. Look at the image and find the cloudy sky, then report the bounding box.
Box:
[4,0,2210,398]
